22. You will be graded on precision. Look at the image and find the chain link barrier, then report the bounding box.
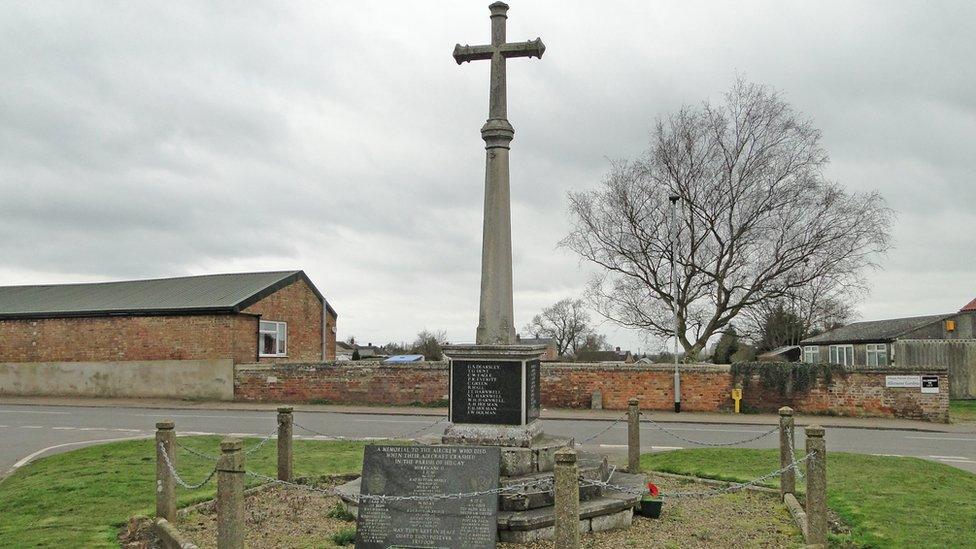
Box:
[582,453,814,500]
[788,424,805,479]
[644,416,780,447]
[293,415,446,444]
[576,413,629,445]
[159,442,218,489]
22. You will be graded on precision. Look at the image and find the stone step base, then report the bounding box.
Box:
[498,471,645,543]
[498,452,608,511]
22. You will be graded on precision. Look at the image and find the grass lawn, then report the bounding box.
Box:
[643,448,976,548]
[0,436,372,548]
[951,399,976,423]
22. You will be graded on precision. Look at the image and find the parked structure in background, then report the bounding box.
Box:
[800,297,976,399]
[576,347,635,364]
[383,354,425,364]
[758,346,802,363]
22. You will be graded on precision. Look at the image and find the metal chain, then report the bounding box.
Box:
[244,427,280,456]
[293,416,446,442]
[788,424,805,479]
[581,453,812,499]
[645,418,780,447]
[159,442,218,490]
[577,414,629,444]
[176,440,218,461]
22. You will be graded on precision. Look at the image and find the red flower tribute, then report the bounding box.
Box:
[646,482,660,497]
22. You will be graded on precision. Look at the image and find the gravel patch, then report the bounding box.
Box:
[153,474,802,548]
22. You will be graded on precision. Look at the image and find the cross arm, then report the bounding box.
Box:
[453,43,494,64]
[500,38,545,60]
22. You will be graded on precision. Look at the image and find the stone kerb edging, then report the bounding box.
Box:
[154,517,199,549]
[783,493,809,539]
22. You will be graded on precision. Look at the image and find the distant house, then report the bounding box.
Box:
[577,347,635,364]
[516,335,558,360]
[800,298,976,399]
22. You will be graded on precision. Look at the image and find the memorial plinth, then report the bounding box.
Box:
[443,344,545,447]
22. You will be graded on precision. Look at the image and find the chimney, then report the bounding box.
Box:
[615,346,621,352]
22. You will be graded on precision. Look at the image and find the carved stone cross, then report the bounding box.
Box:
[454,2,545,345]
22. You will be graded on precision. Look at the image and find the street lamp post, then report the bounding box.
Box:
[669,195,681,413]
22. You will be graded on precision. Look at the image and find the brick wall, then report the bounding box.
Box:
[234,361,950,422]
[0,315,242,363]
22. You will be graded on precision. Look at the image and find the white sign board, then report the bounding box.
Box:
[921,375,940,394]
[885,375,921,388]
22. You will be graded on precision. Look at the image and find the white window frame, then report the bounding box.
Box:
[259,320,288,357]
[829,344,854,366]
[866,343,888,366]
[803,346,819,364]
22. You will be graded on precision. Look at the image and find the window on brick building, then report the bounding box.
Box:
[866,343,888,366]
[259,321,287,357]
[803,346,819,363]
[828,344,854,366]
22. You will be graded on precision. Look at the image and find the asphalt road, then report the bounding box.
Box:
[1,403,974,477]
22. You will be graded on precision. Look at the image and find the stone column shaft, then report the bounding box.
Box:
[217,438,245,549]
[155,420,176,522]
[805,425,827,547]
[779,406,795,500]
[277,406,293,482]
[627,398,640,474]
[554,448,581,549]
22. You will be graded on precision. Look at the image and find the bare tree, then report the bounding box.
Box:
[411,330,448,361]
[523,298,595,356]
[562,79,892,359]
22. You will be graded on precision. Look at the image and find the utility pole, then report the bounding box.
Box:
[669,195,681,413]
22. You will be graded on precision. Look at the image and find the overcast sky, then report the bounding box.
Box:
[1,1,974,352]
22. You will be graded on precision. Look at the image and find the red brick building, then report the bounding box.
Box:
[0,270,337,364]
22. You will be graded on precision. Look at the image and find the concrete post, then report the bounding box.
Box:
[277,406,293,482]
[805,425,827,547]
[155,420,176,522]
[553,448,580,549]
[627,398,640,474]
[778,406,795,500]
[217,438,245,549]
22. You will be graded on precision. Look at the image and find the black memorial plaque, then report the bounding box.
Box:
[525,358,540,423]
[451,360,523,425]
[355,444,501,549]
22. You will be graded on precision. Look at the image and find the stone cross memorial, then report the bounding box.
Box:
[443,1,549,448]
[339,4,643,544]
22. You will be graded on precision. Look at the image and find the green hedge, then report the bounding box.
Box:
[730,361,846,394]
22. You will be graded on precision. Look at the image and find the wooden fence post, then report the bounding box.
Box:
[779,406,795,500]
[554,447,580,549]
[217,438,245,549]
[805,425,827,547]
[155,420,176,522]
[277,406,293,481]
[627,398,640,474]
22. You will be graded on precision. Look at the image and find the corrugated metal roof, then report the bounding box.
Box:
[0,270,336,319]
[800,314,949,345]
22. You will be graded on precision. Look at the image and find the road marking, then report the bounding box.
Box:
[929,455,970,460]
[651,446,684,451]
[935,458,976,464]
[905,436,976,442]
[0,424,9,428]
[598,444,627,448]
[20,425,43,429]
[227,433,258,437]
[872,453,904,458]
[52,427,76,430]
[8,435,149,474]
[0,410,71,414]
